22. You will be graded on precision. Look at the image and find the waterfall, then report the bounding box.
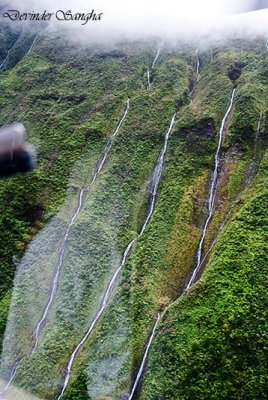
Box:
[27,36,39,55]
[128,314,161,400]
[140,114,176,235]
[89,99,130,187]
[186,88,236,289]
[0,46,13,71]
[196,48,200,81]
[128,89,236,400]
[147,41,164,90]
[0,100,130,394]
[56,113,176,399]
[189,48,200,97]
[57,239,136,400]
[32,99,130,351]
[32,189,85,351]
[147,68,151,90]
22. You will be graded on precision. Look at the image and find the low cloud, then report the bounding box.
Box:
[2,2,268,49]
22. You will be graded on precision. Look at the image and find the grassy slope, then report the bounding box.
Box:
[138,42,268,399]
[141,151,268,400]
[0,27,151,347]
[0,25,267,400]
[61,41,267,400]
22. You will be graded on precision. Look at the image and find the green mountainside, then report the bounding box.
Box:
[0,20,267,400]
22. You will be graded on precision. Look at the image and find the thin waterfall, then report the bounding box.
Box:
[128,314,161,400]
[140,114,176,235]
[147,68,151,90]
[0,34,38,71]
[196,48,200,81]
[203,110,263,265]
[57,113,176,400]
[0,45,13,71]
[32,99,130,351]
[89,99,130,187]
[32,189,85,351]
[0,100,130,394]
[245,111,263,188]
[147,41,164,90]
[189,48,200,97]
[57,238,136,400]
[186,88,236,290]
[27,35,39,55]
[128,90,236,400]
[151,41,164,69]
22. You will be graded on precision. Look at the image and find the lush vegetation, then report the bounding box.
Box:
[0,20,267,400]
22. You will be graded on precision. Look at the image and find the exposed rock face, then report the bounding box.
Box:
[189,118,216,138]
[228,62,244,81]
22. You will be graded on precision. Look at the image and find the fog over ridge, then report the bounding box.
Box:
[1,0,267,42]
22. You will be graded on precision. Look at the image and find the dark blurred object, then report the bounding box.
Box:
[232,0,268,13]
[0,123,36,178]
[250,0,268,11]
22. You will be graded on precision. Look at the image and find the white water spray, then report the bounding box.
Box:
[128,313,161,400]
[57,238,136,400]
[186,88,236,289]
[57,113,176,399]
[147,41,164,90]
[33,99,130,350]
[32,189,84,351]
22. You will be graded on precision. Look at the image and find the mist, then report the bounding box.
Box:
[3,0,268,43]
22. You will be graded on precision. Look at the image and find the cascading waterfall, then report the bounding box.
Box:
[57,238,135,400]
[245,111,263,188]
[186,88,236,289]
[0,34,38,71]
[196,48,200,81]
[89,99,130,187]
[128,314,161,400]
[265,39,268,51]
[0,51,10,70]
[140,113,176,235]
[189,47,200,97]
[147,68,151,90]
[32,190,85,351]
[129,89,236,400]
[147,41,164,90]
[0,45,13,71]
[27,35,39,55]
[197,110,262,291]
[0,100,130,395]
[151,41,164,69]
[32,99,129,351]
[57,113,176,400]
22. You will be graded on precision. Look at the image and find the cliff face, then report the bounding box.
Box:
[0,24,267,400]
